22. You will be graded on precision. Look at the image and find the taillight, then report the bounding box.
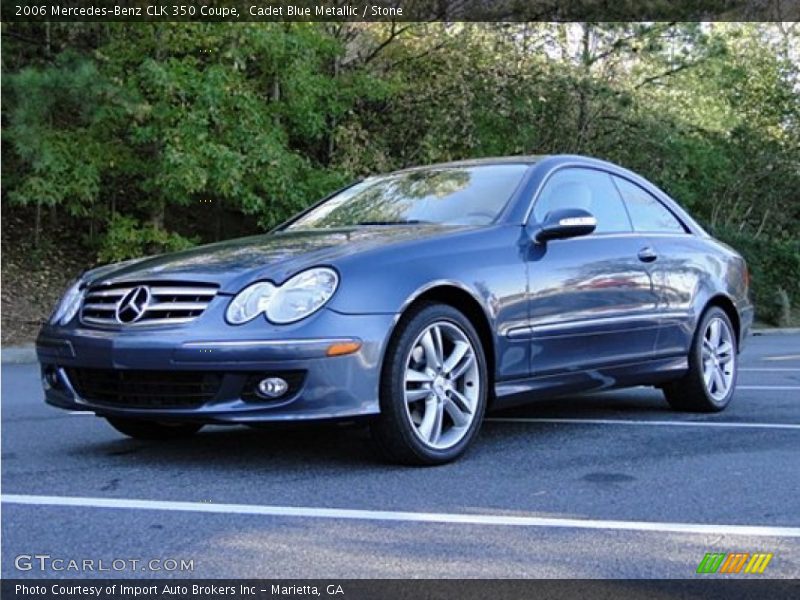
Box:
[743,263,750,292]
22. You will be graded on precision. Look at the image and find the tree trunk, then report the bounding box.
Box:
[575,23,592,151]
[34,202,42,249]
[150,200,165,231]
[326,54,340,164]
[151,25,166,234]
[215,198,223,241]
[271,76,281,127]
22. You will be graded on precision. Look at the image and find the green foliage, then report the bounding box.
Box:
[714,228,800,325]
[97,215,196,263]
[2,22,799,319]
[5,54,105,216]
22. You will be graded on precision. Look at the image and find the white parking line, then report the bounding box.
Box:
[740,368,799,372]
[3,494,800,538]
[486,417,800,430]
[737,385,800,390]
[764,355,800,362]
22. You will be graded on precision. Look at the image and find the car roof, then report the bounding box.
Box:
[387,154,627,174]
[389,155,544,174]
[349,155,708,235]
[385,154,708,236]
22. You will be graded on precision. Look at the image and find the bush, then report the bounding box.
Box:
[97,215,197,263]
[714,228,800,325]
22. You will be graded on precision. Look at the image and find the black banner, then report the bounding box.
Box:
[3,580,800,600]
[2,0,799,23]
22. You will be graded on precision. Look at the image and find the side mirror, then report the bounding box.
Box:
[534,208,597,243]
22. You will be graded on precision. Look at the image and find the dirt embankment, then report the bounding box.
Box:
[2,208,93,346]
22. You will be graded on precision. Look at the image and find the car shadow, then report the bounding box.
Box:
[72,387,674,470]
[78,420,385,469]
[490,387,673,419]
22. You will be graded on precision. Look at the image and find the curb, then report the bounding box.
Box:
[752,328,800,336]
[1,345,37,365]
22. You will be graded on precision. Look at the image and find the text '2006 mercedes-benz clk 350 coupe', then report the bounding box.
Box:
[38,155,753,464]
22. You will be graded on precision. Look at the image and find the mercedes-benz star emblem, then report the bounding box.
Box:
[116,286,151,324]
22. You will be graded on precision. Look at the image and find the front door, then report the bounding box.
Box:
[524,167,660,375]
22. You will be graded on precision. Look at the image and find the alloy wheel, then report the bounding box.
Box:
[402,321,481,450]
[701,316,735,401]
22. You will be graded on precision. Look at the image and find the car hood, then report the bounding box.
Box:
[83,226,457,293]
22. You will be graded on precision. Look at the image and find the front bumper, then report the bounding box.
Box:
[36,307,396,424]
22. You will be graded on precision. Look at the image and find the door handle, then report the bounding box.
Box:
[638,247,658,263]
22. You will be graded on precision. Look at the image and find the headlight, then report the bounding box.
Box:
[50,279,84,325]
[226,268,339,325]
[267,267,339,324]
[226,282,276,325]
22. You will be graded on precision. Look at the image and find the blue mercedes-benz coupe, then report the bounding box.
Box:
[37,155,753,464]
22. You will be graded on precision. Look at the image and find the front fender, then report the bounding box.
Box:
[326,226,524,325]
[326,226,531,382]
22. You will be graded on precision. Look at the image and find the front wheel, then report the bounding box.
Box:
[106,417,203,440]
[370,303,488,465]
[663,306,738,412]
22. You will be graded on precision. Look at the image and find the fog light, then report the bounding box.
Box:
[257,377,289,399]
[43,367,59,390]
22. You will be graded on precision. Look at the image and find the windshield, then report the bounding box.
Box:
[285,164,529,230]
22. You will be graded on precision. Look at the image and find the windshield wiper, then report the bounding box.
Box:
[354,219,429,226]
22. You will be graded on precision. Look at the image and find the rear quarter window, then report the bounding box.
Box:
[614,176,686,234]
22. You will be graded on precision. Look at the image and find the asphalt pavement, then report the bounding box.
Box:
[2,334,799,578]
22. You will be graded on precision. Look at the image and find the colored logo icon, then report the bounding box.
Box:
[697,552,773,574]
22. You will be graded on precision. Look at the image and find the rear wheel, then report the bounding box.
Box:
[106,417,203,440]
[663,306,738,412]
[370,303,488,465]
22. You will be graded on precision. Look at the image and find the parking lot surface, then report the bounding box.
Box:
[2,334,799,578]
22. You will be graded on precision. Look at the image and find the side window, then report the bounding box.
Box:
[533,168,632,234]
[614,176,686,234]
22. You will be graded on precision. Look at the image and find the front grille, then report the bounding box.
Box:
[66,368,223,409]
[81,281,218,326]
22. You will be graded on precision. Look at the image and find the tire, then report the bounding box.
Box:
[370,302,488,465]
[106,417,203,440]
[663,306,738,413]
